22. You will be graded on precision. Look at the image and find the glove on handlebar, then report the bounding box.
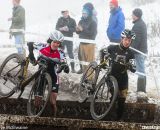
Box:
[57,62,70,74]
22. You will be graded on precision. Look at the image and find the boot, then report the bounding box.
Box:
[77,64,83,74]
[137,76,146,92]
[116,98,126,121]
[71,62,76,73]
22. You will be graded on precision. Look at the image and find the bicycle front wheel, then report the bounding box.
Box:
[79,61,98,103]
[27,72,52,116]
[0,53,24,98]
[90,76,118,120]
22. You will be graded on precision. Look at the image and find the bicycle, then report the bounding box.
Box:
[0,52,60,116]
[80,54,131,120]
[90,55,135,120]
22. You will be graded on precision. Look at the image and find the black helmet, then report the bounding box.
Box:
[121,29,136,40]
[120,29,136,50]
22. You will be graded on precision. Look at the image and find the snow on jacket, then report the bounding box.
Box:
[107,7,125,42]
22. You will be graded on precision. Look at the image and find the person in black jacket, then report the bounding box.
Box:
[56,10,76,73]
[131,8,148,100]
[76,3,97,74]
[100,29,136,120]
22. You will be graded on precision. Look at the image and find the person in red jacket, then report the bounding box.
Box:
[28,30,69,116]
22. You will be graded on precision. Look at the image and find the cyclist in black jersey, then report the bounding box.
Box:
[100,29,136,120]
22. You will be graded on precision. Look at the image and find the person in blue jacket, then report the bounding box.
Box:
[107,0,125,43]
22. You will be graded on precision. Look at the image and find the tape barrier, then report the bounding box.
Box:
[0,29,159,77]
[0,29,96,44]
[0,29,148,55]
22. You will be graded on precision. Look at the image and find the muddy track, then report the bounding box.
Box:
[0,98,159,130]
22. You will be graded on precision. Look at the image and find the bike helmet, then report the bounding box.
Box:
[121,29,136,40]
[120,29,136,50]
[47,30,64,44]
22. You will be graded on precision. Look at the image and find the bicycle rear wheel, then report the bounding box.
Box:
[79,61,98,103]
[0,53,24,98]
[90,76,118,120]
[27,72,52,116]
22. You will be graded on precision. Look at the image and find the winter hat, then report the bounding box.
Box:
[110,0,118,7]
[83,2,94,16]
[83,2,94,11]
[133,8,143,18]
[61,10,68,14]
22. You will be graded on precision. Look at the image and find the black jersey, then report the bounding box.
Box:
[107,45,136,89]
[108,45,135,75]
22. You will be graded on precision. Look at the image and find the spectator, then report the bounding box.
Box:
[76,2,97,74]
[131,8,148,101]
[56,10,76,73]
[83,2,98,24]
[107,0,125,43]
[8,0,25,57]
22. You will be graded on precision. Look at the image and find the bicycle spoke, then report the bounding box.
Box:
[7,64,21,74]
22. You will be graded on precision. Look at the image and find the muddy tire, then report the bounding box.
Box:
[0,53,24,98]
[27,72,52,116]
[90,76,118,120]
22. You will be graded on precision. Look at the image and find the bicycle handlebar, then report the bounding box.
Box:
[102,53,135,72]
[38,55,61,65]
[104,53,133,67]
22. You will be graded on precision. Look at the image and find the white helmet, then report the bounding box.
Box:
[49,30,64,43]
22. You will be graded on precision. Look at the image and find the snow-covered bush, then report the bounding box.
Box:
[131,0,156,6]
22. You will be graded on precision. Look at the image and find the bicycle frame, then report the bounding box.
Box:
[95,58,112,79]
[17,57,48,98]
